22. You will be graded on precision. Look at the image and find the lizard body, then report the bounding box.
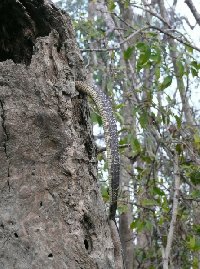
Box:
[75,81,120,221]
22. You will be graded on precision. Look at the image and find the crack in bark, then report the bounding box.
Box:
[0,99,10,186]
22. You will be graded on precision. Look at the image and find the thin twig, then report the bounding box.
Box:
[130,3,171,27]
[162,152,180,269]
[119,26,150,45]
[149,24,200,52]
[80,47,119,52]
[80,24,200,53]
[97,144,130,153]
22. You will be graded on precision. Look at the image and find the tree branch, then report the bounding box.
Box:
[185,0,200,26]
[130,3,171,27]
[162,152,180,269]
[119,26,150,45]
[149,25,200,53]
[97,144,130,153]
[81,24,200,53]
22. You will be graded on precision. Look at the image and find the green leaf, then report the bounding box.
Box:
[108,0,116,11]
[194,134,200,143]
[194,225,200,235]
[174,115,182,129]
[111,51,115,60]
[128,134,141,152]
[131,138,141,152]
[115,111,124,124]
[185,45,193,53]
[194,133,200,150]
[176,60,184,77]
[145,220,153,231]
[101,186,109,202]
[130,219,139,229]
[191,190,200,198]
[158,216,164,225]
[91,111,103,126]
[141,199,155,206]
[190,61,199,76]
[191,60,198,69]
[159,76,172,91]
[124,0,130,8]
[139,111,148,128]
[130,219,145,232]
[191,67,198,77]
[192,257,199,269]
[148,32,158,37]
[190,169,200,185]
[118,204,128,214]
[153,186,165,196]
[107,80,113,91]
[150,46,161,64]
[141,155,153,164]
[162,196,170,212]
[187,235,200,251]
[119,136,128,145]
[124,46,134,60]
[176,144,182,155]
[115,103,125,109]
[138,48,151,65]
[138,50,151,65]
[155,66,160,79]
[136,42,151,70]
[136,42,146,49]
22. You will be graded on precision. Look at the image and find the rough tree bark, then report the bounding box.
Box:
[0,1,116,268]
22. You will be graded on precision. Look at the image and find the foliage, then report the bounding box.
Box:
[55,0,200,267]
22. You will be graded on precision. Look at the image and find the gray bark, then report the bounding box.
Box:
[116,3,136,268]
[185,0,200,26]
[0,1,115,268]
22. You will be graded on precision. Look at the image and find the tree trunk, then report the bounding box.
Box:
[0,1,116,268]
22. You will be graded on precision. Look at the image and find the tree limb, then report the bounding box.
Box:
[162,152,180,269]
[185,0,200,26]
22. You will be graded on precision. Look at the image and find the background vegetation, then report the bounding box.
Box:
[54,1,200,268]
